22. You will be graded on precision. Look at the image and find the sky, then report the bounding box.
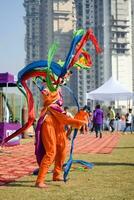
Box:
[0,0,25,76]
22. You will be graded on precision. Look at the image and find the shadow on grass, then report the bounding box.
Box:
[4,179,62,188]
[93,162,134,166]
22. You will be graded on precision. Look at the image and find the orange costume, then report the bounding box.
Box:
[75,109,89,134]
[36,89,85,188]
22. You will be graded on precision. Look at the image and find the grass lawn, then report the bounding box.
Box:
[0,134,134,200]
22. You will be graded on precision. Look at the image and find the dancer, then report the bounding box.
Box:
[35,89,86,188]
[75,106,89,134]
[1,28,102,188]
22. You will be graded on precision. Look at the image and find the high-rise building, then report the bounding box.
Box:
[23,0,41,64]
[111,0,132,91]
[75,0,133,107]
[74,0,103,107]
[52,0,75,106]
[23,0,74,107]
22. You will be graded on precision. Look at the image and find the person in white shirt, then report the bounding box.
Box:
[64,106,74,118]
[123,108,133,134]
[64,106,74,140]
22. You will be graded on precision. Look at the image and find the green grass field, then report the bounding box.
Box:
[0,134,134,200]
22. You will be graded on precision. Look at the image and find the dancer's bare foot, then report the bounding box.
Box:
[35,182,48,188]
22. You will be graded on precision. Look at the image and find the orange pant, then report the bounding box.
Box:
[75,110,89,134]
[36,114,67,184]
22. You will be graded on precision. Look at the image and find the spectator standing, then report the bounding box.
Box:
[93,104,104,138]
[108,106,115,132]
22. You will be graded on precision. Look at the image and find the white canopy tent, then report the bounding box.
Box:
[86,77,133,101]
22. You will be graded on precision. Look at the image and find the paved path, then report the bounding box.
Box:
[70,133,120,154]
[0,133,120,186]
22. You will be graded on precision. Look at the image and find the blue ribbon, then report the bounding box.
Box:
[63,87,94,182]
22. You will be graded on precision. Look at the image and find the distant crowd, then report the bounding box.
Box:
[63,105,133,139]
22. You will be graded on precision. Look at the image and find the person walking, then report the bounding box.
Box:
[115,112,121,131]
[93,104,104,138]
[123,108,133,134]
[108,106,115,132]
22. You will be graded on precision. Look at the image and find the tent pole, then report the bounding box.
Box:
[92,100,95,111]
[128,100,130,108]
[5,82,8,122]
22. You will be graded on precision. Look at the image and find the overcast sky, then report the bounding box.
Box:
[0,0,25,76]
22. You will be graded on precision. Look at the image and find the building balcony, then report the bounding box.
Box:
[111,19,129,25]
[111,29,129,33]
[54,10,71,15]
[112,19,129,22]
[111,24,129,29]
[111,40,129,44]
[111,47,129,51]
